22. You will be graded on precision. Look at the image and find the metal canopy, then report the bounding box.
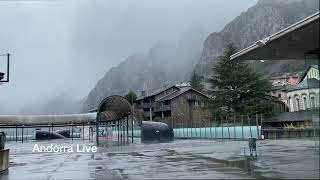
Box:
[231,12,320,61]
[97,95,132,122]
[96,95,134,145]
[0,113,96,126]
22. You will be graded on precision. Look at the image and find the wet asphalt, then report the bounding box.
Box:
[1,138,319,179]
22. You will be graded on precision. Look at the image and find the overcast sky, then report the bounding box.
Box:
[0,0,257,114]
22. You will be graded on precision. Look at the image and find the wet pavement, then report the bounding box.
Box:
[1,138,319,179]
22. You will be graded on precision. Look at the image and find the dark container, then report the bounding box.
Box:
[141,121,174,143]
[56,129,70,138]
[248,138,256,150]
[35,130,66,140]
[0,132,6,150]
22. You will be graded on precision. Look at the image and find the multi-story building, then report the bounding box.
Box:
[135,84,210,128]
[270,75,300,86]
[269,65,319,112]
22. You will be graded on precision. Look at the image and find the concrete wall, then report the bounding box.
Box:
[263,129,319,139]
[266,109,319,123]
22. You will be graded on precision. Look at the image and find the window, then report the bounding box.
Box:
[296,98,300,111]
[195,101,199,106]
[201,102,205,107]
[311,97,315,108]
[163,100,171,105]
[303,97,307,110]
[289,97,293,111]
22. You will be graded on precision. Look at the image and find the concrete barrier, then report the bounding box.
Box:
[263,128,319,139]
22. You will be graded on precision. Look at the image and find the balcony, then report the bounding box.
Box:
[144,111,155,117]
[186,94,199,101]
[136,102,156,109]
[154,104,171,112]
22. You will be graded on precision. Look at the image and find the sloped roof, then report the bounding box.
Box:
[285,78,319,92]
[136,85,179,101]
[271,77,319,92]
[231,12,320,61]
[157,87,209,101]
[299,65,319,83]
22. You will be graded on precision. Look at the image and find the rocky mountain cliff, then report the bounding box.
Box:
[82,38,203,111]
[197,0,319,76]
[82,0,319,112]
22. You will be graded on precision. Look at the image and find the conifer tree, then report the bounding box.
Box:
[207,44,277,117]
[124,90,137,105]
[190,70,204,92]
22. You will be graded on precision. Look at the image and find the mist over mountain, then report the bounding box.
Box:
[17,93,82,115]
[82,30,204,112]
[2,0,318,115]
[82,0,319,112]
[0,0,255,115]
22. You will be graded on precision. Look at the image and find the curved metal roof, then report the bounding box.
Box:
[0,113,96,125]
[97,95,132,122]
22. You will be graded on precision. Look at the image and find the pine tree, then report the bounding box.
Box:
[207,44,277,117]
[124,90,137,105]
[190,70,204,92]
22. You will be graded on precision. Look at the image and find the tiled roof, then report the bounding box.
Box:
[136,85,178,101]
[286,78,319,92]
[299,65,319,83]
[157,87,209,101]
[157,87,191,101]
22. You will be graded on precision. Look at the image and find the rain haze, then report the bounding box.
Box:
[0,0,257,115]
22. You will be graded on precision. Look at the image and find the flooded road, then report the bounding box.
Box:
[1,138,319,179]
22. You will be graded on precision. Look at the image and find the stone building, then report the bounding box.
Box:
[135,84,210,128]
[269,65,319,112]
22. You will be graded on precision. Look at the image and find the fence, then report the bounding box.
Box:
[1,114,263,142]
[0,124,95,142]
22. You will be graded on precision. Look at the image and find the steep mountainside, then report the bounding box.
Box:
[82,40,202,112]
[82,0,319,112]
[197,0,319,76]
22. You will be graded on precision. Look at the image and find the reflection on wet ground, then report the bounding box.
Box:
[1,138,319,179]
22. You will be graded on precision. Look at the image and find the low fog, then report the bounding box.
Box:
[0,0,256,115]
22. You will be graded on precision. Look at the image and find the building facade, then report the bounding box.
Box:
[135,85,210,128]
[269,65,319,112]
[270,75,300,86]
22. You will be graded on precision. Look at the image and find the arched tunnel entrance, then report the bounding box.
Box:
[96,95,134,146]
